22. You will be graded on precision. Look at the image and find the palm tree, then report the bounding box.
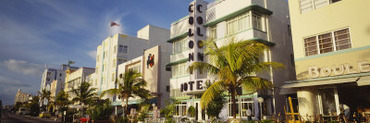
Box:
[55,90,70,122]
[71,81,97,116]
[38,89,51,111]
[101,69,151,117]
[189,39,282,119]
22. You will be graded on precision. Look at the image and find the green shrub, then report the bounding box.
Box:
[87,99,114,120]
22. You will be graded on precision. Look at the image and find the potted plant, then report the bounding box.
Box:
[188,106,196,121]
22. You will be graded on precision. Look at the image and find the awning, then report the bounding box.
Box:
[112,99,144,106]
[357,76,370,86]
[166,58,189,66]
[279,88,297,95]
[282,77,359,88]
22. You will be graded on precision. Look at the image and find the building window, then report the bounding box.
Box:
[173,38,188,54]
[114,45,117,53]
[113,59,116,67]
[175,103,187,116]
[300,0,341,13]
[318,88,338,116]
[123,46,128,53]
[334,29,351,50]
[226,12,251,35]
[318,33,333,53]
[252,12,262,30]
[112,73,115,82]
[118,58,127,65]
[119,45,128,54]
[304,36,318,56]
[172,63,189,78]
[304,28,351,56]
[166,86,170,92]
[209,26,217,40]
[228,98,256,117]
[228,99,239,117]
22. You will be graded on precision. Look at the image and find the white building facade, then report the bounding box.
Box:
[40,68,65,92]
[93,25,170,101]
[167,0,295,121]
[115,45,172,109]
[64,67,95,100]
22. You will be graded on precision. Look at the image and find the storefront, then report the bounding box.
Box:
[282,48,370,121]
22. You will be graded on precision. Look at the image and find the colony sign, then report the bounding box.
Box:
[308,61,370,78]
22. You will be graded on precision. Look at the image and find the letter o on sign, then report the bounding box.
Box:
[183,83,188,91]
[189,16,194,25]
[197,16,203,25]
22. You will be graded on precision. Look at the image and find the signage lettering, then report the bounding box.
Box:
[189,53,194,61]
[197,16,203,24]
[188,40,194,49]
[188,29,194,37]
[197,27,203,36]
[188,4,194,13]
[308,61,370,78]
[180,80,204,92]
[197,5,203,13]
[189,16,194,25]
[189,81,194,90]
[198,53,204,61]
[196,80,203,90]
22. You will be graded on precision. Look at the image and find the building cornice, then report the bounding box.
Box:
[166,32,188,43]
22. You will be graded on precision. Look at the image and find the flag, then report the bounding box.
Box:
[68,60,75,65]
[110,22,120,27]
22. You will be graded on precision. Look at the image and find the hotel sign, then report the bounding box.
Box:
[308,61,370,78]
[180,79,206,94]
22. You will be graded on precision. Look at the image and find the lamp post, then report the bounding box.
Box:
[257,97,264,120]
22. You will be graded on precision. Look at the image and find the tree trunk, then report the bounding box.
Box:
[125,97,129,117]
[231,88,237,119]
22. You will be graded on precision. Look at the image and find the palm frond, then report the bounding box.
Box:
[241,76,273,93]
[188,62,219,75]
[200,80,225,109]
[100,88,120,98]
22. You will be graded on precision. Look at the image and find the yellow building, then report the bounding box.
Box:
[282,0,370,121]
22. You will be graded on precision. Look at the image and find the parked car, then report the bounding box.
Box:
[39,111,51,118]
[16,108,29,115]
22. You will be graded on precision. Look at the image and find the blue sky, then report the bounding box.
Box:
[0,0,213,105]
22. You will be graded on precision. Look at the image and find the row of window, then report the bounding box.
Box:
[300,0,341,13]
[96,58,127,72]
[173,38,189,54]
[97,45,128,62]
[172,63,189,78]
[208,11,263,40]
[304,28,351,56]
[226,12,263,36]
[173,98,258,118]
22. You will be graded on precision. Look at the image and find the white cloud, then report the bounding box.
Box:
[0,75,29,87]
[1,59,44,76]
[87,50,97,60]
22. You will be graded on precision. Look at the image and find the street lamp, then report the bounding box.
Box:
[257,97,264,120]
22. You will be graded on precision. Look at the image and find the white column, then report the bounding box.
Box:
[334,88,340,115]
[297,88,318,121]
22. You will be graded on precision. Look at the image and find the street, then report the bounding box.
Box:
[1,112,57,123]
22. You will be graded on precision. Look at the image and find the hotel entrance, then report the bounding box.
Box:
[337,83,370,116]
